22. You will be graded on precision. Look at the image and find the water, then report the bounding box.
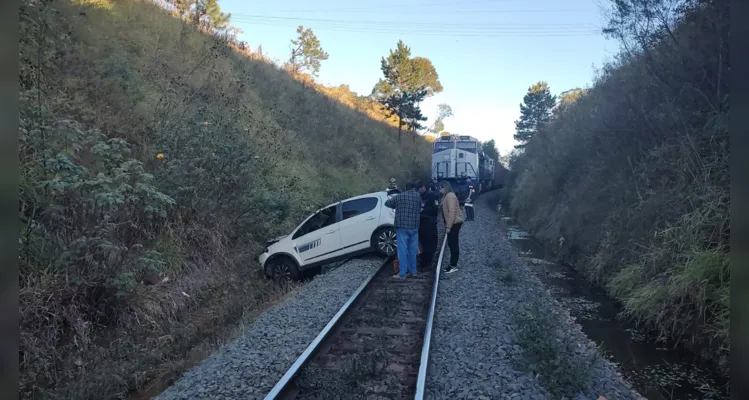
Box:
[497,215,730,400]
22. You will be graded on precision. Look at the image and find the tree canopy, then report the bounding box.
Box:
[167,0,230,31]
[288,25,329,76]
[554,88,587,118]
[513,81,556,148]
[481,139,500,161]
[429,103,453,134]
[372,40,443,140]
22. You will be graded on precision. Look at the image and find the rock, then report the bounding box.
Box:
[155,256,384,400]
[424,194,642,399]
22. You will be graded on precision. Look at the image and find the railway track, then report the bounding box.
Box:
[264,235,448,400]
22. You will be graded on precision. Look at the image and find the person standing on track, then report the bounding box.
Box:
[385,180,421,279]
[429,178,440,193]
[464,185,475,221]
[464,177,474,202]
[440,181,464,274]
[416,180,439,271]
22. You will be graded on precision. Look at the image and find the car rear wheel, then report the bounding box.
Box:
[268,256,301,283]
[373,227,397,257]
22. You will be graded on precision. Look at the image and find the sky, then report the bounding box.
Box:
[218,0,621,156]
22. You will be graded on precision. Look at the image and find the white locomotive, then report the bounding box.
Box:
[430,133,495,201]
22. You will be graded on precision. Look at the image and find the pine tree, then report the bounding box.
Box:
[513,81,557,148]
[288,26,329,77]
[372,40,443,140]
[167,0,230,31]
[203,0,230,31]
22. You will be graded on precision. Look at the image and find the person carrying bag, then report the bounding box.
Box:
[439,181,463,274]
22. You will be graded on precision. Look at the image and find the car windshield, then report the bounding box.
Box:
[294,205,336,238]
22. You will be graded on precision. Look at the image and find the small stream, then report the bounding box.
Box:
[497,215,729,400]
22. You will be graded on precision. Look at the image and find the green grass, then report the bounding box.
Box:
[18,0,432,398]
[512,300,595,398]
[492,261,516,285]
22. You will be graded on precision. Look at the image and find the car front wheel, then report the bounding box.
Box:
[268,256,301,283]
[373,227,397,257]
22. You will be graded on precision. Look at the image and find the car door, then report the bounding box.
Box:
[291,203,343,266]
[338,196,381,253]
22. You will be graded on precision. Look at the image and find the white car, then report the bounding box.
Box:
[259,190,398,281]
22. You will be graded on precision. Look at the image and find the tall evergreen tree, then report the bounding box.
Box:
[288,26,329,77]
[167,0,230,31]
[513,81,557,148]
[372,40,443,140]
[202,0,231,31]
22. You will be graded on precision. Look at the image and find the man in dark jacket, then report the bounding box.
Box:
[416,180,440,271]
[429,178,440,193]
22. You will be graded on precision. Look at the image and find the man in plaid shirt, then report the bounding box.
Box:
[385,180,422,279]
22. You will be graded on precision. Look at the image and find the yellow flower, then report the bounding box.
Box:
[156,153,165,159]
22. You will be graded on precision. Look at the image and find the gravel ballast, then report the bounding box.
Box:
[425,193,643,400]
[155,256,383,400]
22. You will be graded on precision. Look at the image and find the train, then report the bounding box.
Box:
[430,133,508,202]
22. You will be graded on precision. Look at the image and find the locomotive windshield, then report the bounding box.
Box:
[433,141,454,153]
[456,141,478,153]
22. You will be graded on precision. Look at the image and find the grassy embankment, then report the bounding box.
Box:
[18,0,432,398]
[501,1,729,375]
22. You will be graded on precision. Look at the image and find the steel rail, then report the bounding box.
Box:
[414,234,449,400]
[263,256,392,400]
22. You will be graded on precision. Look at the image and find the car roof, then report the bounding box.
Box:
[307,191,388,216]
[342,190,389,202]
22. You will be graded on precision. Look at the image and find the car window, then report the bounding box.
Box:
[341,197,378,220]
[293,205,337,239]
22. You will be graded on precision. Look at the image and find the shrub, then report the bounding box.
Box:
[512,300,595,397]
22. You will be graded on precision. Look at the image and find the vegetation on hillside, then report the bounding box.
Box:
[164,1,422,134]
[18,0,434,397]
[501,0,729,374]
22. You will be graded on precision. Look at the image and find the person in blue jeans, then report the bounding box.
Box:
[384,180,422,279]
